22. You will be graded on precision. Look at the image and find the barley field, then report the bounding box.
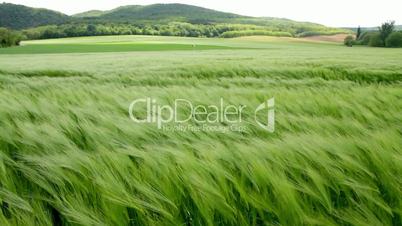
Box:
[0,35,401,226]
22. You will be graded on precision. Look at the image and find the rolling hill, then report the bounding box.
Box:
[0,3,69,29]
[72,3,348,36]
[73,3,335,31]
[74,4,242,24]
[73,10,106,18]
[1,2,349,39]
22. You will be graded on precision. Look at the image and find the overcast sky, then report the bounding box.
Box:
[4,0,402,27]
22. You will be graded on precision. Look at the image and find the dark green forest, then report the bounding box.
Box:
[0,3,69,29]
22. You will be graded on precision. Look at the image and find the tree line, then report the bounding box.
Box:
[20,22,346,40]
[344,21,402,48]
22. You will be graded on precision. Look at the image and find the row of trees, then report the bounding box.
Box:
[345,21,402,47]
[0,27,22,47]
[21,22,348,40]
[22,23,224,39]
[21,22,297,40]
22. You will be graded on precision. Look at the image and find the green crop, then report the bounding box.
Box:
[0,35,401,226]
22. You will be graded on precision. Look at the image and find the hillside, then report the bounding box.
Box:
[1,3,349,39]
[75,4,242,24]
[73,10,106,18]
[73,3,330,29]
[72,3,347,37]
[0,3,69,29]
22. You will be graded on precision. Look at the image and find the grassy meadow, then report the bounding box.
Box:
[0,35,401,226]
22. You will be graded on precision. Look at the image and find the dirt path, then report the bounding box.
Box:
[301,34,351,43]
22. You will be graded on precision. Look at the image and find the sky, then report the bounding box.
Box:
[4,0,402,27]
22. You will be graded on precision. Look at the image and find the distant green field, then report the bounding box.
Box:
[0,43,236,54]
[0,35,401,226]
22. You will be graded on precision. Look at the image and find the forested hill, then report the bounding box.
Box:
[0,2,350,39]
[0,3,69,29]
[74,4,242,23]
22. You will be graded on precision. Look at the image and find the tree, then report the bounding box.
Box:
[368,33,384,47]
[356,26,362,40]
[344,35,355,47]
[385,32,402,47]
[358,31,375,45]
[86,24,97,36]
[378,21,395,46]
[0,27,22,47]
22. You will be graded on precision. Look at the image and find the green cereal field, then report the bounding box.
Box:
[0,35,401,225]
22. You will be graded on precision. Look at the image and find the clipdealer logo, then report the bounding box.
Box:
[254,98,275,133]
[128,97,275,132]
